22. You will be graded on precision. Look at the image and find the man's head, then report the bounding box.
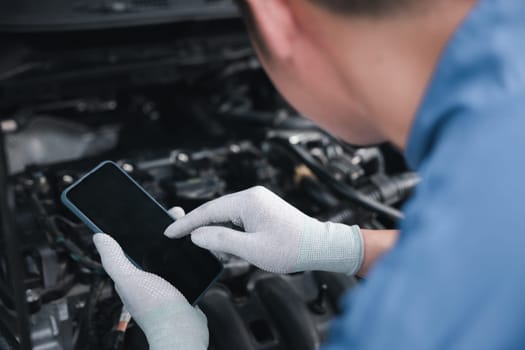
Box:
[236,0,477,148]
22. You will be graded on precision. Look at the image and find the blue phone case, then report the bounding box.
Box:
[61,160,223,305]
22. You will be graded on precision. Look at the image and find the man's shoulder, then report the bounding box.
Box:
[403,94,525,235]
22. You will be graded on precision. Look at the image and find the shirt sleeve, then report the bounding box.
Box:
[321,104,525,350]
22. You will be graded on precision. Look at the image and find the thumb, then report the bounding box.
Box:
[93,233,141,284]
[191,226,257,260]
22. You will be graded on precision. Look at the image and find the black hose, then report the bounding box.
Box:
[50,218,103,272]
[271,138,404,221]
[299,177,340,209]
[29,191,102,272]
[226,110,317,129]
[363,173,420,206]
[40,274,76,304]
[319,208,356,225]
[0,278,14,309]
[0,304,18,350]
[0,131,31,350]
[0,316,18,350]
[77,278,106,350]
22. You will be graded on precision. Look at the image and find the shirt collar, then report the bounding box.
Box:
[405,0,525,169]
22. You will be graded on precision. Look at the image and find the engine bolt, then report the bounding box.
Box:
[62,175,74,184]
[122,163,134,173]
[177,153,189,162]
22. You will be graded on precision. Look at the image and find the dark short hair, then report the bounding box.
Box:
[233,0,418,57]
[234,0,417,19]
[310,0,417,16]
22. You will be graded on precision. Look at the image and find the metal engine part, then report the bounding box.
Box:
[4,133,414,350]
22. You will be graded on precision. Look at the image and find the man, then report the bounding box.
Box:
[93,0,525,348]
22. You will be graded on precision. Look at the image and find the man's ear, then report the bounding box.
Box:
[245,0,297,60]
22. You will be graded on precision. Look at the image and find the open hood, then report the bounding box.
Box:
[0,0,238,32]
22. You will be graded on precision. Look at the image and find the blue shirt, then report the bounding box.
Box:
[323,0,525,349]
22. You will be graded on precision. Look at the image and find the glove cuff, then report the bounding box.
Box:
[134,303,209,350]
[294,222,364,275]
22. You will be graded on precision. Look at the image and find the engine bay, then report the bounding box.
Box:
[0,18,416,350]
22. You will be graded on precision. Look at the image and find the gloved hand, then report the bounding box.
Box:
[93,207,208,350]
[165,186,364,275]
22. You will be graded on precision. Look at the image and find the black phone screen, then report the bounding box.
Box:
[64,162,223,304]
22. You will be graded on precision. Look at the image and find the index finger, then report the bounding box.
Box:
[164,191,245,238]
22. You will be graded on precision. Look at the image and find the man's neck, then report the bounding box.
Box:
[300,1,477,150]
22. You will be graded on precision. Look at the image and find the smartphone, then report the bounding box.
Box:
[61,161,223,305]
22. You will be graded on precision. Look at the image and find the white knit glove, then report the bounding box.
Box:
[93,208,208,350]
[165,186,364,275]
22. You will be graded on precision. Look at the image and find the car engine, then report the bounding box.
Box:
[0,10,417,350]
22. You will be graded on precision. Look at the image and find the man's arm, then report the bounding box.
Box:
[359,229,399,276]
